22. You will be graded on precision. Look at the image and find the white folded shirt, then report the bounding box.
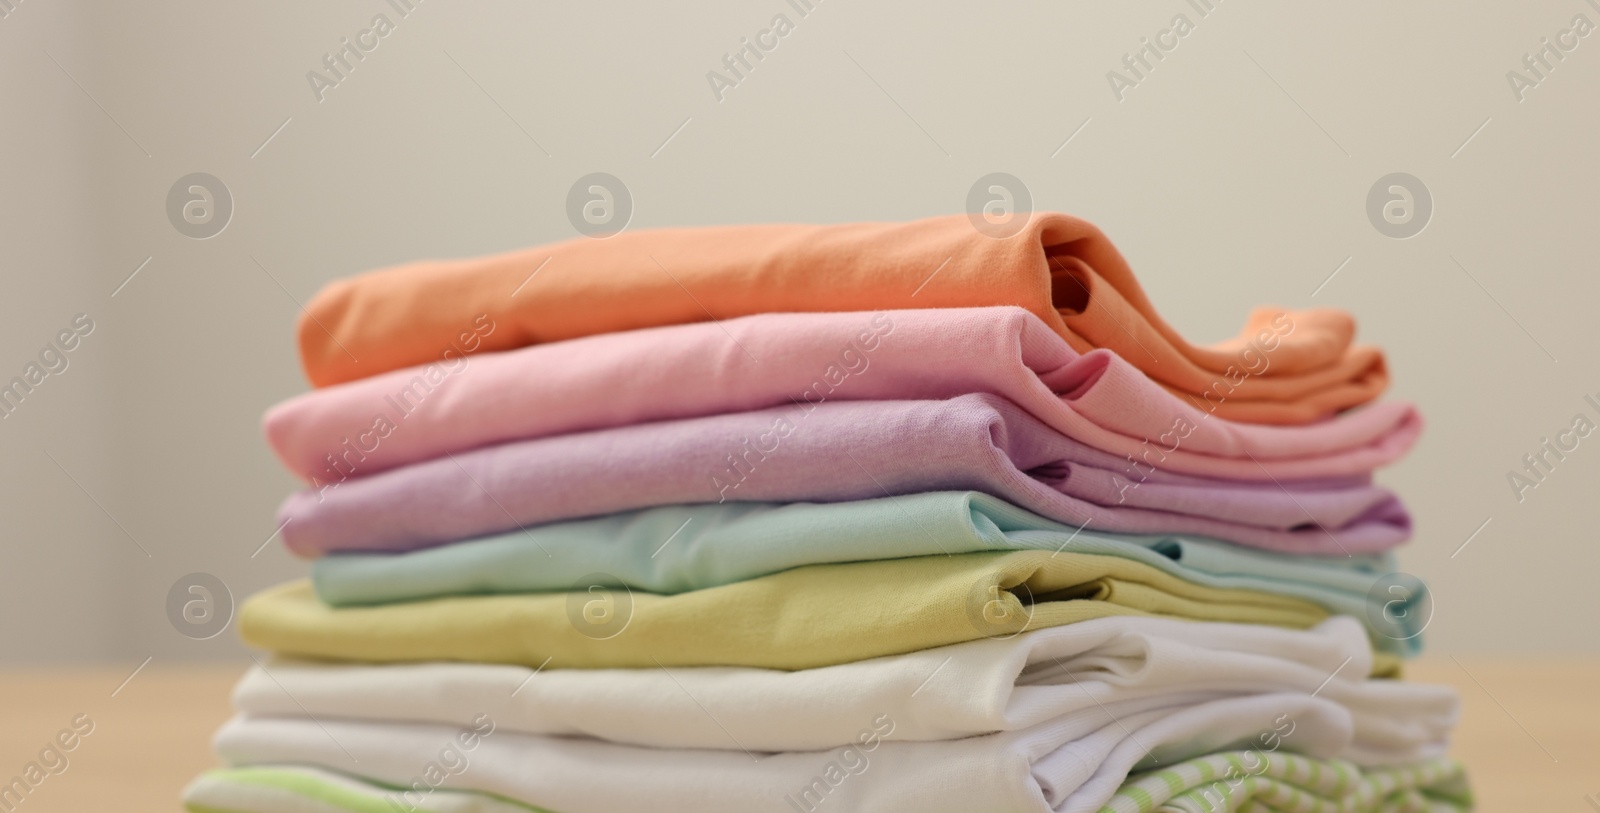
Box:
[234,616,1456,765]
[219,692,1361,813]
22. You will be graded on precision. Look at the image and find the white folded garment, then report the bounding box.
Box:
[234,617,1455,765]
[217,692,1358,813]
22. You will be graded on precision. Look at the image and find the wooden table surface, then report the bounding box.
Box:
[0,657,1592,811]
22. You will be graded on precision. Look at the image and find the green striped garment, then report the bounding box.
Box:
[1099,751,1471,813]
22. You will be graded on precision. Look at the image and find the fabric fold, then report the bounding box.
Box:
[184,766,547,813]
[182,756,1472,813]
[239,551,1337,671]
[308,492,1426,653]
[296,213,1386,425]
[279,394,1411,558]
[233,617,1447,755]
[268,307,1419,484]
[1100,751,1471,813]
[203,692,1397,813]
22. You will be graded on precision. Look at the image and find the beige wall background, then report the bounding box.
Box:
[1,0,1596,665]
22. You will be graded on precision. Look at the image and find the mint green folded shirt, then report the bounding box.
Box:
[312,491,1423,653]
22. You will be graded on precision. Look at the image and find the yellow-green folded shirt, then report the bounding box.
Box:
[241,551,1337,672]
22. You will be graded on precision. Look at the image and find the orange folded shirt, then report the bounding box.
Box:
[298,213,1385,424]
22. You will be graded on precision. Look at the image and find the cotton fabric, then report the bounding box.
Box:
[279,394,1411,558]
[309,492,1425,653]
[296,213,1386,427]
[184,766,545,813]
[181,755,1472,813]
[203,693,1395,813]
[268,308,1419,484]
[233,618,1441,753]
[1099,751,1471,813]
[240,551,1335,671]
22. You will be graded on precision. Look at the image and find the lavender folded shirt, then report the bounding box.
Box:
[280,393,1409,557]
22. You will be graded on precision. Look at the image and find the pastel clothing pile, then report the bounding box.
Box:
[185,212,1469,813]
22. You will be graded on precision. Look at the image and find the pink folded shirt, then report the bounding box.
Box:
[278,393,1409,558]
[265,308,1420,487]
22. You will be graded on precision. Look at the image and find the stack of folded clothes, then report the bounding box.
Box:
[184,213,1472,813]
